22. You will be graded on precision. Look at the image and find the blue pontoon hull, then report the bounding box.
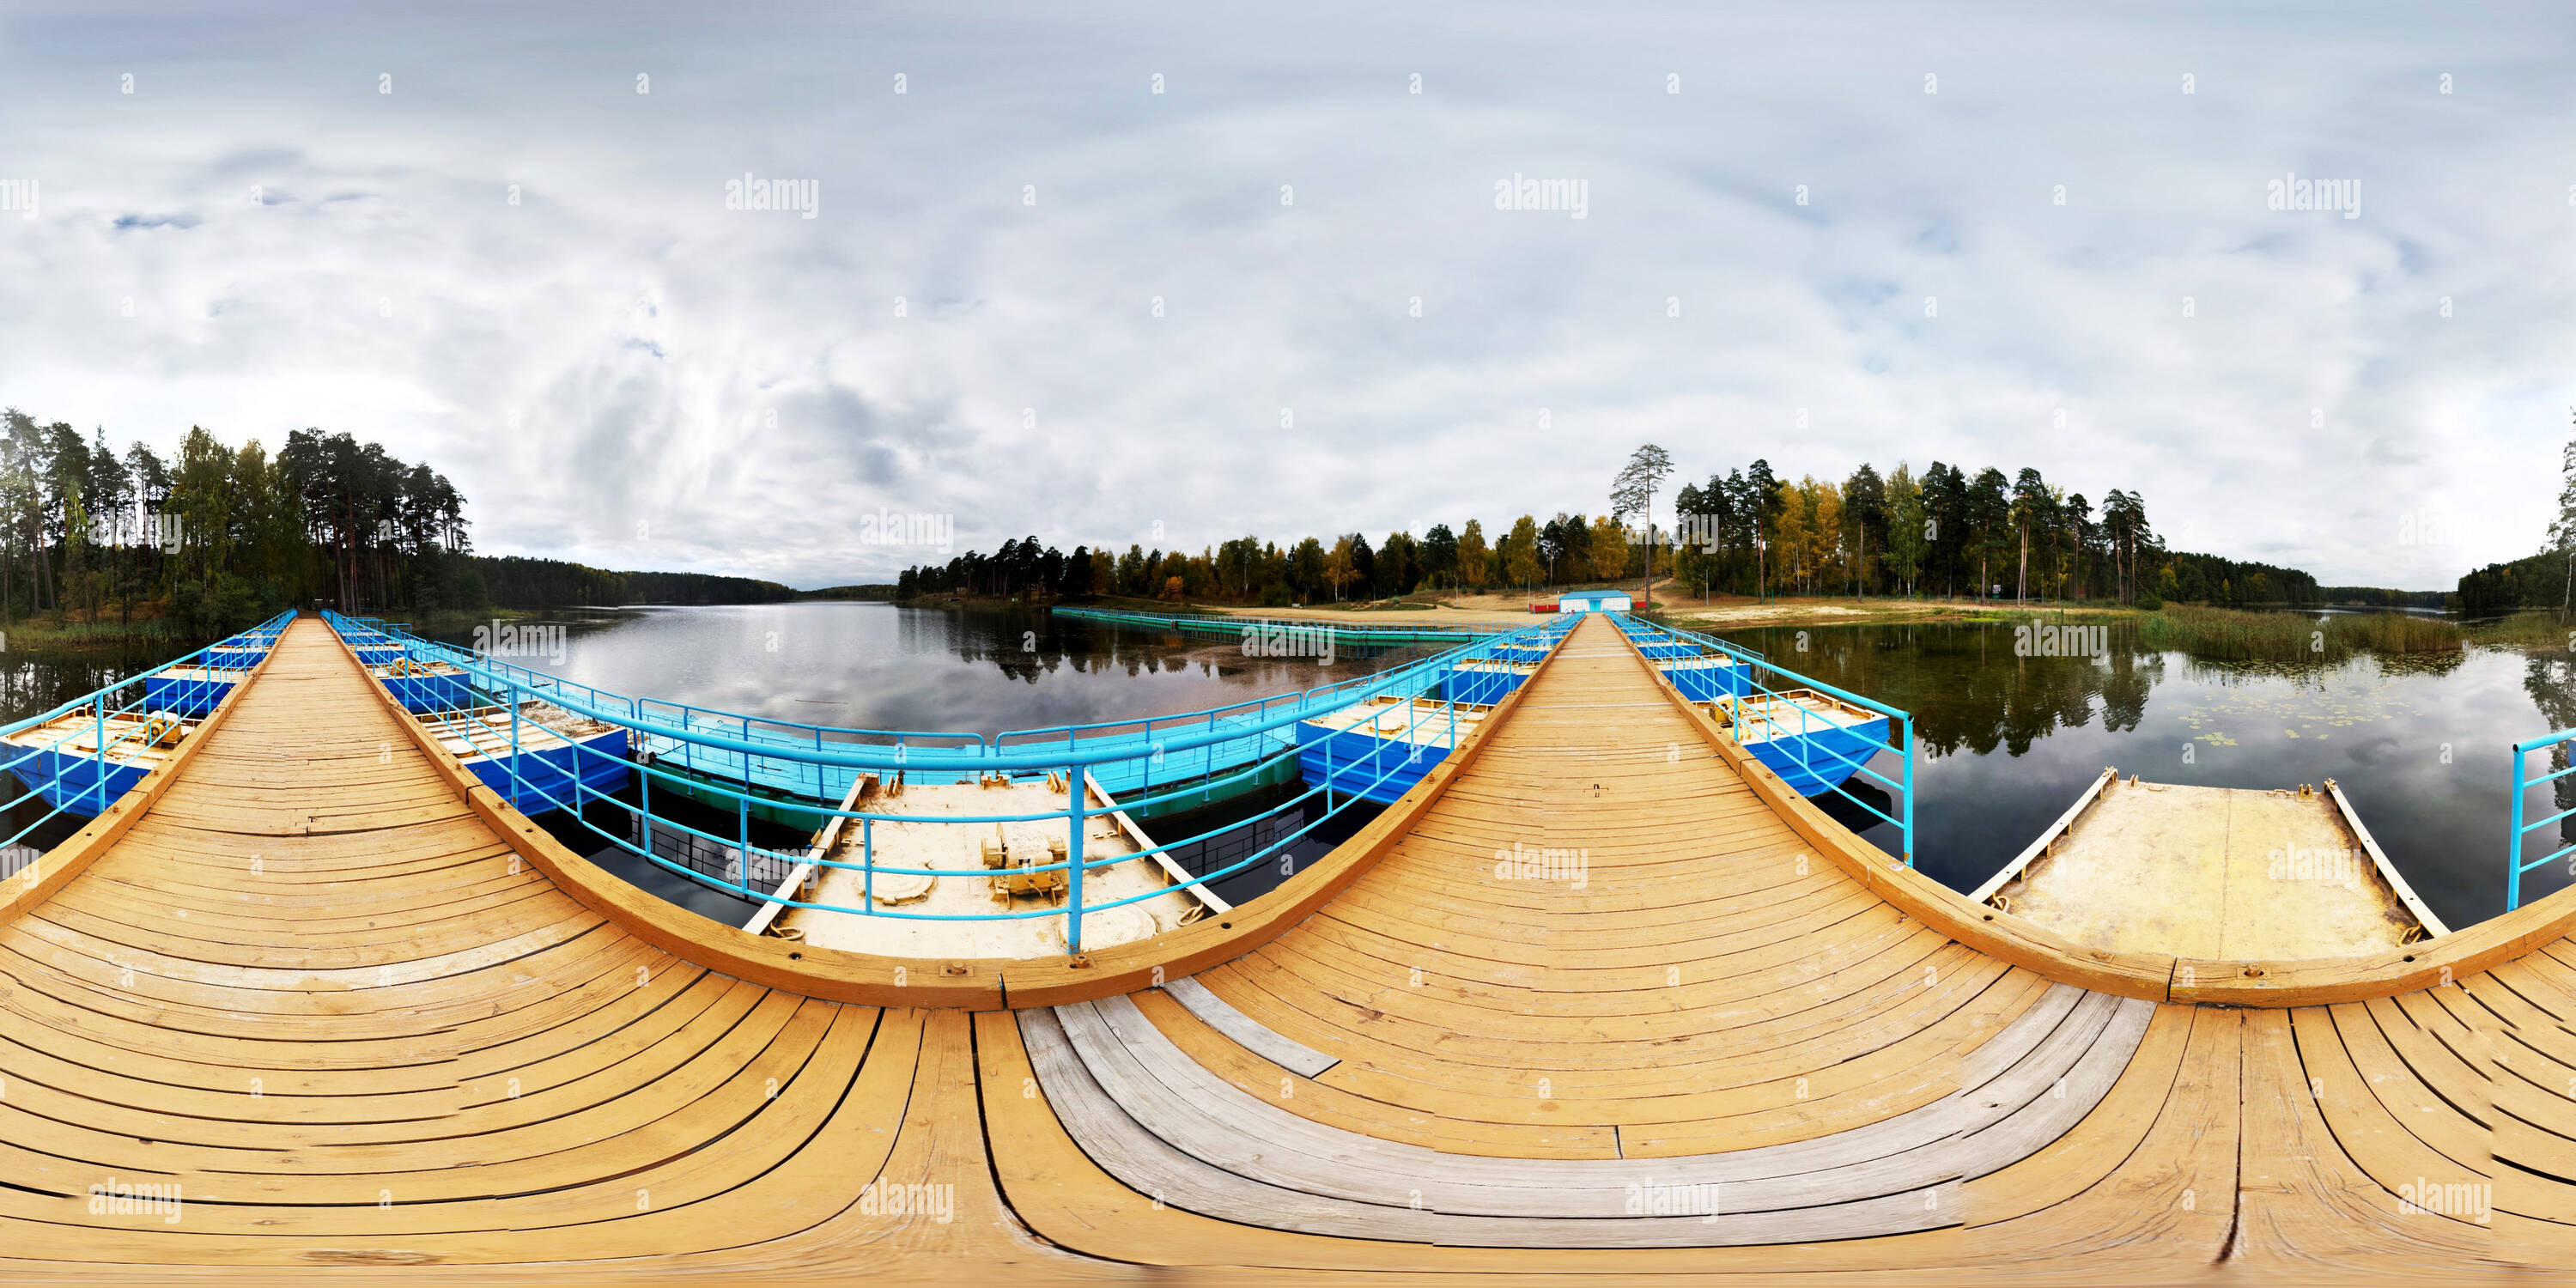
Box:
[465,727,634,815]
[142,674,237,718]
[1293,720,1452,805]
[385,670,477,714]
[1663,662,1751,702]
[6,751,147,818]
[1748,716,1891,797]
[1434,666,1529,704]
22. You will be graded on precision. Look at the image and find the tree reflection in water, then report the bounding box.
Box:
[2525,653,2576,866]
[1704,617,2512,922]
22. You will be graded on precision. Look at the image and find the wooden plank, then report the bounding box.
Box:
[2330,775,2451,938]
[11,606,2576,1276]
[1043,983,2142,1221]
[742,769,872,937]
[1158,974,1337,1076]
[1019,1005,1960,1247]
[1092,769,1230,914]
[1966,766,2115,906]
[972,1006,1971,1276]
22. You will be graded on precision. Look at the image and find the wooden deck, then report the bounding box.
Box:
[0,613,2567,1279]
[1974,772,2443,958]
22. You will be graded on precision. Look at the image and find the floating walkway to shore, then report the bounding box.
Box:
[3,613,2576,1279]
[1052,604,1512,645]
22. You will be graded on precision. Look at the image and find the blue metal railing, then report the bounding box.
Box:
[1611,613,1915,866]
[2506,728,2576,910]
[327,609,1571,953]
[0,611,292,863]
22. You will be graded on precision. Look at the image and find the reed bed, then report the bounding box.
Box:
[2464,611,2574,651]
[2135,605,2462,664]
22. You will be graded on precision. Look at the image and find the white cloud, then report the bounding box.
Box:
[1,3,2571,588]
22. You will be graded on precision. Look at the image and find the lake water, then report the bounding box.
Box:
[417,603,2566,933]
[417,604,2573,933]
[420,603,1441,922]
[1716,618,2567,933]
[425,602,1439,735]
[9,605,2555,935]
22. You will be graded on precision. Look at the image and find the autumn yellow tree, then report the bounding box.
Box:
[1588,514,1626,582]
[1324,535,1354,600]
[1807,478,1844,595]
[1772,482,1811,594]
[1503,515,1543,592]
[1457,519,1491,589]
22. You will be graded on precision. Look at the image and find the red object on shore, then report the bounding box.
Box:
[1529,601,1559,613]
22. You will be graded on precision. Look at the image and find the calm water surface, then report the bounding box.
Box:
[421,604,1441,920]
[1716,619,2573,933]
[429,602,1440,733]
[240,603,2576,933]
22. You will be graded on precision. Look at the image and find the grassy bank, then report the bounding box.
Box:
[896,591,1052,610]
[0,616,197,652]
[2136,605,2462,664]
[2465,611,2576,651]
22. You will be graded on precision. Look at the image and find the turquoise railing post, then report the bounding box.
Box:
[861,815,874,912]
[635,698,653,860]
[567,720,587,822]
[2510,744,2530,912]
[509,694,524,813]
[1065,763,1086,956]
[737,793,750,895]
[91,697,106,814]
[1901,714,1917,867]
[1447,672,1458,750]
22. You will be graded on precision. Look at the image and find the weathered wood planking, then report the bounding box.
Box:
[1,611,2573,1278]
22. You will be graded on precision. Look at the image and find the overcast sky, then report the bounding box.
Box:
[1,2,2569,589]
